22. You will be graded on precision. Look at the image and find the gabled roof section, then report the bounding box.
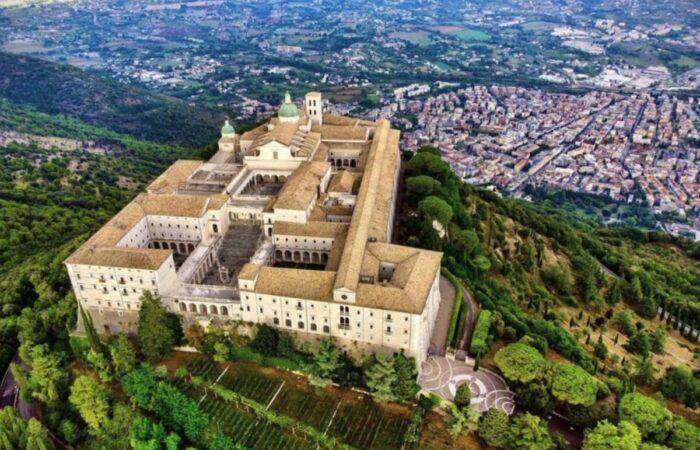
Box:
[274,161,330,211]
[147,160,203,194]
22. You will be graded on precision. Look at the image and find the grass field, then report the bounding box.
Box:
[389,31,432,46]
[177,355,414,449]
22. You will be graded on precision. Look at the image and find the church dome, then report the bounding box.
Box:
[278,91,299,119]
[221,119,235,136]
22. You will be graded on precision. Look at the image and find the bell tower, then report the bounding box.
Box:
[305,92,323,126]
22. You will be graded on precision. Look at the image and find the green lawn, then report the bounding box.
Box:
[450,29,491,42]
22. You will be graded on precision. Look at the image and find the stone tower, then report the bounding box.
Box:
[305,91,323,126]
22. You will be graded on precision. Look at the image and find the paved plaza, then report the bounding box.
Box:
[418,356,515,414]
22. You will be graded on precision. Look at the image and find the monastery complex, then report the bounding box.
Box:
[65,92,444,362]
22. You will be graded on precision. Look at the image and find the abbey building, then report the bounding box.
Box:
[65,92,443,362]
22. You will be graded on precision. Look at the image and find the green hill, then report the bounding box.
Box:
[0,100,209,374]
[0,52,221,147]
[399,147,699,423]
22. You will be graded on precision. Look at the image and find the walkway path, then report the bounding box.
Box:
[428,275,455,355]
[418,356,515,415]
[455,282,478,359]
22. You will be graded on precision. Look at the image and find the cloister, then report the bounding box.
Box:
[274,248,329,265]
[178,301,232,317]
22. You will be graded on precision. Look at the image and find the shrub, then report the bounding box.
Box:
[454,383,471,410]
[442,269,463,348]
[469,310,492,357]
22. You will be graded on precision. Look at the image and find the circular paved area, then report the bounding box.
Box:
[418,356,515,414]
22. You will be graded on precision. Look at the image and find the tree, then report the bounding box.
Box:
[86,347,113,382]
[582,420,641,450]
[419,196,453,226]
[122,364,158,409]
[212,342,230,363]
[550,362,598,407]
[494,343,547,383]
[667,416,699,450]
[109,334,136,377]
[659,365,699,409]
[593,335,608,360]
[478,408,510,448]
[69,375,111,431]
[151,382,209,443]
[514,381,554,415]
[618,393,672,443]
[0,407,55,450]
[26,417,55,450]
[405,151,451,180]
[454,383,472,410]
[130,415,181,450]
[453,228,481,258]
[137,292,179,362]
[250,324,279,356]
[391,353,420,403]
[27,344,69,405]
[507,413,554,450]
[365,354,397,402]
[447,404,480,437]
[405,175,441,201]
[649,328,666,354]
[308,339,340,387]
[625,331,651,358]
[633,356,657,386]
[605,279,622,306]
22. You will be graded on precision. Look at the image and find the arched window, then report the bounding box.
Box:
[212,223,219,234]
[221,306,228,316]
[179,302,187,312]
[310,323,317,331]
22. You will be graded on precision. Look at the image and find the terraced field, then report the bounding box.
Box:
[180,356,414,449]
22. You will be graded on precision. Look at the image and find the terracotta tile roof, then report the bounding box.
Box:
[253,267,336,301]
[66,247,171,270]
[334,120,392,291]
[147,160,203,194]
[274,221,348,238]
[135,193,209,217]
[320,124,369,142]
[327,170,357,193]
[355,243,442,314]
[238,263,261,281]
[322,113,376,127]
[274,161,330,211]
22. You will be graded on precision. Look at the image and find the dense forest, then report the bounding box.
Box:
[0,99,211,385]
[0,52,221,147]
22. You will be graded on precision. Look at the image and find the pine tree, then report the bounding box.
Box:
[308,339,340,387]
[137,291,179,362]
[79,303,104,354]
[365,354,397,402]
[391,354,419,403]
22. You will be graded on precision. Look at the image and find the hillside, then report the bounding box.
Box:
[0,52,221,147]
[397,147,700,433]
[0,100,209,378]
